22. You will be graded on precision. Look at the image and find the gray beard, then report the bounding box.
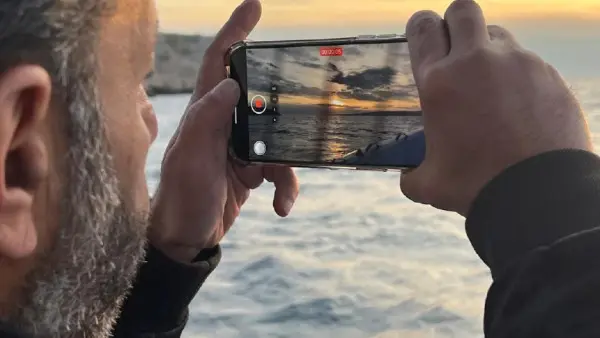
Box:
[7,89,149,337]
[13,207,148,338]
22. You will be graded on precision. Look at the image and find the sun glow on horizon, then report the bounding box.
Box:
[330,98,345,107]
[277,94,420,112]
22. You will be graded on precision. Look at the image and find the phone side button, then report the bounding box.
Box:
[376,34,400,39]
[356,35,376,40]
[357,167,388,172]
[301,166,339,170]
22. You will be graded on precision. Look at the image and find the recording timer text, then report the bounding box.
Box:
[320,46,344,56]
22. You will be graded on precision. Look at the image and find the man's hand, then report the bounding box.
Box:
[148,0,299,262]
[401,0,593,216]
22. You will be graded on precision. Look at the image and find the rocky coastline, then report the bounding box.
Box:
[145,33,213,96]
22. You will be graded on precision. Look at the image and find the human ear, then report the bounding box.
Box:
[0,65,51,259]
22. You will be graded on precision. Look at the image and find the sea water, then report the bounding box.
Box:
[147,78,600,338]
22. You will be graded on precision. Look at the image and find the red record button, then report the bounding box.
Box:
[251,95,267,114]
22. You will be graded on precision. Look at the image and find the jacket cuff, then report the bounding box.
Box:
[466,149,600,279]
[113,244,221,333]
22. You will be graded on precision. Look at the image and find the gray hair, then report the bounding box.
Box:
[2,1,149,337]
[0,0,110,146]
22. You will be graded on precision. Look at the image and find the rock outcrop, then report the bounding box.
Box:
[145,33,214,96]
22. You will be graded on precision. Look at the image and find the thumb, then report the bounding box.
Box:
[400,165,431,205]
[179,78,240,145]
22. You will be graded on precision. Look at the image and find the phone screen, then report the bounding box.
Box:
[229,38,424,169]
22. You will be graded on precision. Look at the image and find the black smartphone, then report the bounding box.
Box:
[228,35,424,171]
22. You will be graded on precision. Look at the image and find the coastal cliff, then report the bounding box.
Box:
[145,33,213,96]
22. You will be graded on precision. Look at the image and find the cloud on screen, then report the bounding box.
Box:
[247,49,324,96]
[331,66,395,90]
[333,65,417,102]
[247,42,417,103]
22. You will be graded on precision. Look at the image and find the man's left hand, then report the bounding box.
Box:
[148,0,299,262]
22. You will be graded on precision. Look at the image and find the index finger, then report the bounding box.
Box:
[192,0,262,102]
[406,10,449,84]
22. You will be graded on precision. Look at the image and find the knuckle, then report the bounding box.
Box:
[160,147,186,174]
[488,24,513,41]
[202,90,222,106]
[515,49,543,65]
[460,46,494,65]
[510,48,546,74]
[201,46,219,67]
[446,0,479,18]
[487,24,504,33]
[419,63,454,100]
[418,46,495,102]
[202,38,230,67]
[407,10,441,37]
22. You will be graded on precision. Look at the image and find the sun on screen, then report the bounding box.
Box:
[330,98,345,107]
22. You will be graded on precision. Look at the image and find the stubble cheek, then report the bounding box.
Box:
[101,91,153,216]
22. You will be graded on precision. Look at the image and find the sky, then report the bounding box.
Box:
[155,0,600,79]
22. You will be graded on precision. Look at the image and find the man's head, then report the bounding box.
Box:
[0,0,158,337]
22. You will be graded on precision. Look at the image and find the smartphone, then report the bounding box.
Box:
[228,35,424,171]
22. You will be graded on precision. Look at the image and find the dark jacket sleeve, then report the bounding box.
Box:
[466,149,600,337]
[111,244,221,338]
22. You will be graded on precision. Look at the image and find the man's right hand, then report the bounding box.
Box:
[400,0,593,216]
